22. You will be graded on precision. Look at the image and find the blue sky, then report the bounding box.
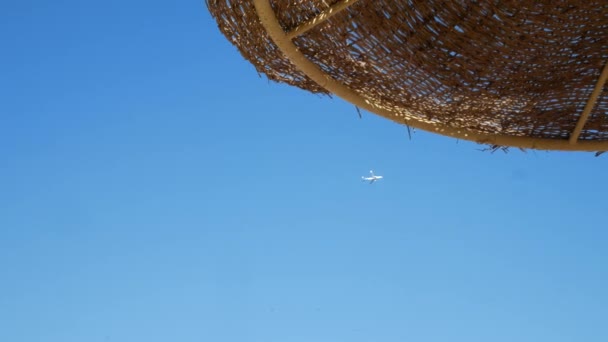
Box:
[1,1,607,342]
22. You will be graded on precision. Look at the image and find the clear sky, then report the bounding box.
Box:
[1,1,607,342]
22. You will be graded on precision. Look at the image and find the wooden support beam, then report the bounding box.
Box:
[569,61,608,144]
[286,0,360,40]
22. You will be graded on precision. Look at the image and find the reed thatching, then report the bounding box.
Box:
[207,0,608,151]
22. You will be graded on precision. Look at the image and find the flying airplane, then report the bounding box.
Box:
[361,170,383,184]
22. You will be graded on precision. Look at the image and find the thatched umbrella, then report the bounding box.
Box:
[206,0,608,152]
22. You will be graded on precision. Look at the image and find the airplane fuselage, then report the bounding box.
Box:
[362,176,383,181]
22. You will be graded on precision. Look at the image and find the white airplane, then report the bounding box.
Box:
[361,170,383,184]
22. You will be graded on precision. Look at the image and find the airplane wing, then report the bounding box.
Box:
[370,170,375,177]
[369,179,376,184]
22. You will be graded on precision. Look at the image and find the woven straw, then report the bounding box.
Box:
[207,0,608,151]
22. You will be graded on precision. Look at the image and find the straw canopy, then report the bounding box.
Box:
[207,0,608,151]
